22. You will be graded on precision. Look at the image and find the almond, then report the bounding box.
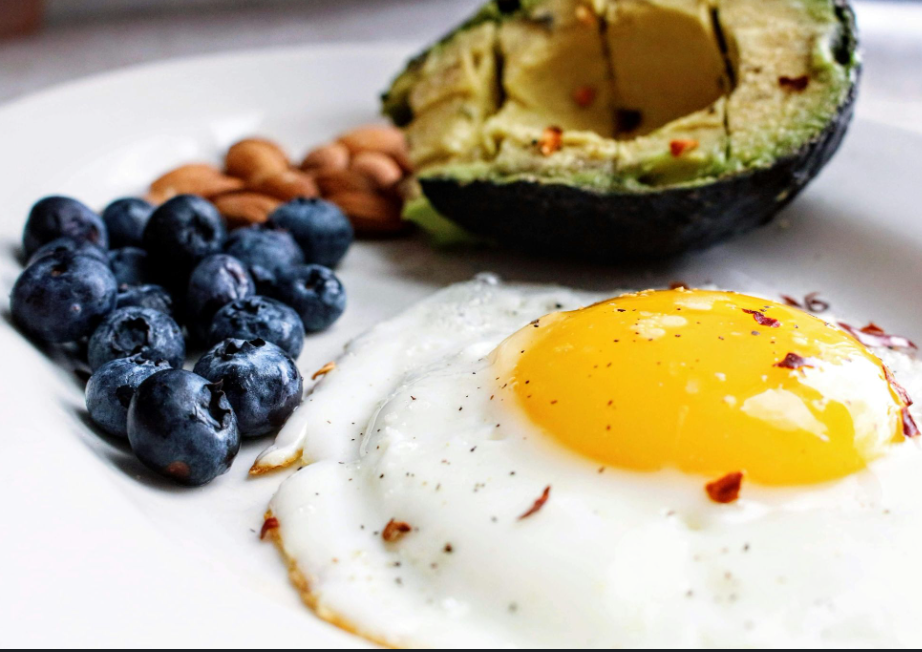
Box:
[315,168,377,196]
[390,148,414,174]
[338,125,408,160]
[149,163,244,203]
[301,142,350,173]
[225,138,290,182]
[213,192,282,229]
[327,191,407,236]
[350,151,403,190]
[250,169,319,201]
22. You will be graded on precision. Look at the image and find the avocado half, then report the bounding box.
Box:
[383,0,860,260]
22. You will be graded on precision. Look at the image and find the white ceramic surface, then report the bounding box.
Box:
[2,44,922,648]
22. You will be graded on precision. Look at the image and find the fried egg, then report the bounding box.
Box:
[259,276,922,648]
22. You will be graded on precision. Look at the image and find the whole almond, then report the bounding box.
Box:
[149,163,244,203]
[327,191,407,236]
[338,126,408,159]
[315,168,377,196]
[250,169,319,201]
[225,138,290,182]
[301,142,350,173]
[350,151,403,190]
[213,192,282,229]
[390,148,414,174]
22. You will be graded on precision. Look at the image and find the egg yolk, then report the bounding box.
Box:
[494,289,908,485]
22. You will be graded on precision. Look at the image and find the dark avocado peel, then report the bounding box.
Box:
[383,0,860,261]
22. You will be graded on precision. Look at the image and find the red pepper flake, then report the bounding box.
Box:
[781,292,829,313]
[669,281,689,290]
[779,75,810,91]
[884,366,919,438]
[885,366,913,406]
[839,322,918,350]
[260,516,280,540]
[670,138,699,157]
[902,407,920,438]
[382,519,412,543]
[518,485,551,520]
[705,472,743,504]
[804,293,830,313]
[573,85,597,108]
[742,308,780,328]
[538,126,563,156]
[774,352,814,370]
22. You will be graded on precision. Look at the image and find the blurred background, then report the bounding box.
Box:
[0,0,920,133]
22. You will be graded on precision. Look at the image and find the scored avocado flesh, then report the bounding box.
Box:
[387,0,856,191]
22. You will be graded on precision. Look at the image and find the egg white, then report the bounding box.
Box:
[263,277,922,648]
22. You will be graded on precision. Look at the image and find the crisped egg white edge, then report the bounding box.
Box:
[261,510,397,649]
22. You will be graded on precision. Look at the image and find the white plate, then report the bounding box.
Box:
[2,44,922,648]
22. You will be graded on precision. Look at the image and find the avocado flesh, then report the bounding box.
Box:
[718,0,855,168]
[384,0,858,259]
[498,0,615,136]
[606,0,728,138]
[618,98,728,187]
[401,23,500,169]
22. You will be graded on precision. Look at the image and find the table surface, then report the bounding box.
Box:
[1,0,921,134]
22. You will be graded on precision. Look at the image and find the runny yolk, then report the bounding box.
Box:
[494,289,908,485]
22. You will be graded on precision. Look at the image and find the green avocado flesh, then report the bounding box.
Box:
[384,0,857,192]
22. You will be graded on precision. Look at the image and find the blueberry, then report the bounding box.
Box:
[102,198,154,249]
[209,296,305,359]
[270,264,346,332]
[11,253,118,342]
[142,195,227,287]
[108,247,151,287]
[185,254,255,342]
[116,284,174,317]
[127,369,239,486]
[87,306,185,371]
[223,225,304,292]
[194,339,302,438]
[27,237,108,267]
[85,355,171,438]
[22,196,108,257]
[268,198,353,268]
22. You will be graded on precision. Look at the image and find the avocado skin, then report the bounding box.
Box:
[408,0,859,262]
[423,77,854,262]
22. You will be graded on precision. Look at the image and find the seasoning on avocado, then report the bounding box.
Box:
[538,126,563,156]
[670,138,700,157]
[573,85,598,108]
[779,75,810,92]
